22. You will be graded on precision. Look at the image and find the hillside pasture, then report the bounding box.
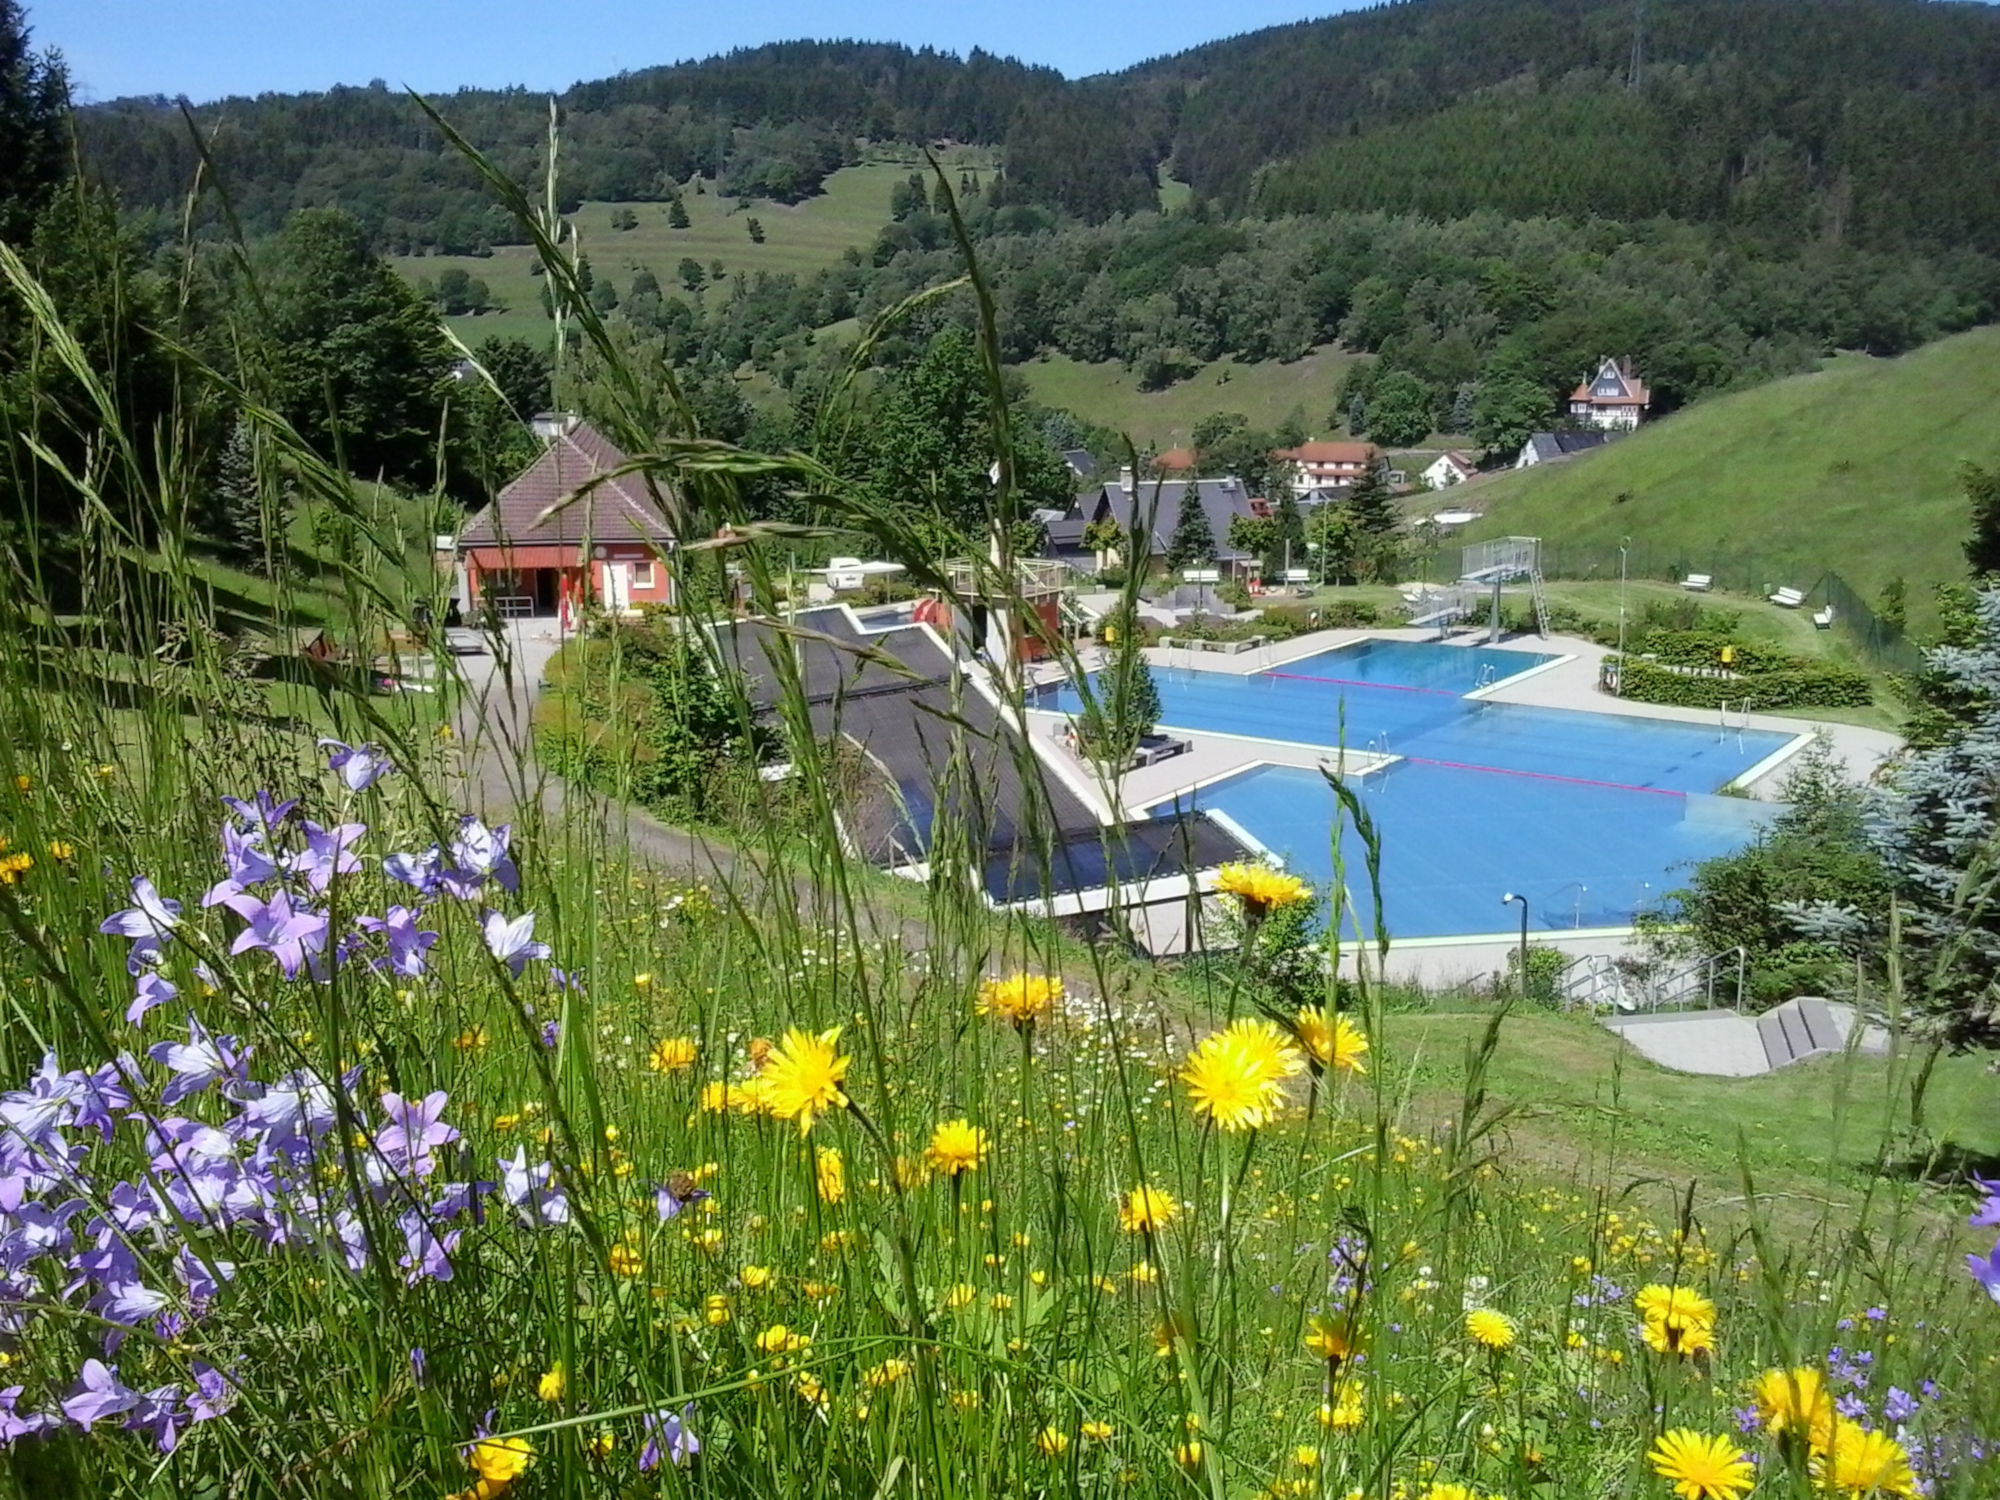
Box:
[1460,327,2000,631]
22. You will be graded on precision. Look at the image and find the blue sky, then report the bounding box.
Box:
[35,1,1370,103]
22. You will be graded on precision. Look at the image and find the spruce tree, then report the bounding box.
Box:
[667,198,691,229]
[1165,488,1215,572]
[209,416,286,574]
[1344,463,1399,534]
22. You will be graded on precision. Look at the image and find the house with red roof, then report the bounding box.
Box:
[1270,441,1382,496]
[1568,357,1650,430]
[455,416,676,621]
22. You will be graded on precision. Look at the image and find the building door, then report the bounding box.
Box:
[602,563,631,613]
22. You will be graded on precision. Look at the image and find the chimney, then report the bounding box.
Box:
[1118,465,1134,495]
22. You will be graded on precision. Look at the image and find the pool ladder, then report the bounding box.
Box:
[1474,663,1497,690]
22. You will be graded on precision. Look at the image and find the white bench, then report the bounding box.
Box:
[1812,605,1835,629]
[1680,573,1712,592]
[1768,587,1806,608]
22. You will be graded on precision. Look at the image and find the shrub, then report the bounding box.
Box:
[1614,656,1874,710]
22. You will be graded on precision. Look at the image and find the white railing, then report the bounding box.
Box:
[1561,947,1747,1013]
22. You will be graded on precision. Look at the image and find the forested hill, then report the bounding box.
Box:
[76,0,2000,253]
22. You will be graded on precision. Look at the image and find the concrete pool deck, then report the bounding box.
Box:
[1023,626,1903,981]
[1104,626,1901,796]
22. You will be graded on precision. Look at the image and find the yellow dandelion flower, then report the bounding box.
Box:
[1637,1284,1717,1355]
[46,840,72,862]
[1319,1378,1365,1430]
[944,1282,978,1310]
[815,1146,846,1204]
[1417,1486,1485,1500]
[1179,1018,1304,1132]
[1754,1366,1836,1447]
[453,1027,488,1053]
[648,1037,698,1073]
[1176,1440,1203,1467]
[949,1388,981,1411]
[1303,1313,1364,1366]
[1292,1445,1319,1467]
[535,1364,564,1403]
[1216,861,1311,912]
[1035,1426,1070,1457]
[978,972,1062,1030]
[469,1436,534,1486]
[607,1243,644,1278]
[863,1358,912,1389]
[925,1118,989,1176]
[704,1293,732,1324]
[1813,1423,1918,1497]
[740,1265,773,1289]
[0,852,32,884]
[1118,1185,1178,1233]
[1082,1421,1117,1441]
[1464,1308,1516,1351]
[760,1027,849,1134]
[1647,1429,1754,1500]
[1293,1007,1369,1074]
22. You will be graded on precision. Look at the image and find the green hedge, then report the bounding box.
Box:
[1613,657,1874,710]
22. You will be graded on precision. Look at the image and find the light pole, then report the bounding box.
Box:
[1501,891,1529,999]
[1616,535,1631,694]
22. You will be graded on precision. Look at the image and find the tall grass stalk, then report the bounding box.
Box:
[0,107,1990,1500]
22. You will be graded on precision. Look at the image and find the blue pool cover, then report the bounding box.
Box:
[1032,640,1797,937]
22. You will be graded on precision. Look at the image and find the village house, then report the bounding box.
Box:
[1514,430,1613,469]
[1568,357,1650,429]
[1270,440,1382,496]
[1043,467,1265,576]
[455,416,676,622]
[1421,451,1477,489]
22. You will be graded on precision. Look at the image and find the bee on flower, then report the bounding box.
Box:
[1118,1184,1178,1234]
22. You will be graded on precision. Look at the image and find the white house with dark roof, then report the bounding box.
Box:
[1568,357,1651,430]
[457,416,677,618]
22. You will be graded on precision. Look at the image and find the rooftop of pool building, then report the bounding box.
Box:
[1029,637,1803,940]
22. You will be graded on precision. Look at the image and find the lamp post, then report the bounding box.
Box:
[1616,536,1630,695]
[1501,891,1529,999]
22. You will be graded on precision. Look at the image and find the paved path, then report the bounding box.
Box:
[443,618,937,958]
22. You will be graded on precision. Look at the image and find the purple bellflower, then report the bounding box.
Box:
[445,817,518,898]
[222,889,328,981]
[1968,1242,2000,1304]
[357,906,439,978]
[481,910,549,977]
[639,1404,700,1471]
[203,823,279,908]
[126,970,178,1028]
[289,821,366,894]
[148,1017,248,1106]
[1970,1180,2000,1228]
[376,1091,459,1179]
[99,877,182,970]
[0,1385,58,1446]
[61,1360,139,1432]
[319,738,393,792]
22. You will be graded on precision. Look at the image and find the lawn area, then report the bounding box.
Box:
[1384,1006,1995,1229]
[392,155,990,350]
[1016,346,1367,451]
[1460,326,2000,635]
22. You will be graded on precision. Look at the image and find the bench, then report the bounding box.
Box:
[1768,587,1806,608]
[1812,605,1835,630]
[1680,573,1713,592]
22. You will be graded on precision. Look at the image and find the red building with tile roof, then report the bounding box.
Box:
[457,418,676,620]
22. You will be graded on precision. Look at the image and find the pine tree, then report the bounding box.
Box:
[1345,463,1399,534]
[1448,382,1478,435]
[745,216,766,244]
[1166,488,1215,571]
[209,416,285,574]
[667,198,691,229]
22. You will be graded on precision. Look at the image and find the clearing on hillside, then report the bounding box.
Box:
[391,155,988,349]
[1017,347,1367,452]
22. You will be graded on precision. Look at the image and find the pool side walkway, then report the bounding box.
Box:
[1113,626,1900,795]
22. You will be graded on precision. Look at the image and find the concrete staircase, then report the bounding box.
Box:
[1756,996,1852,1070]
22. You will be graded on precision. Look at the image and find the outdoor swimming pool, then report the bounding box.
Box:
[1032,639,1802,937]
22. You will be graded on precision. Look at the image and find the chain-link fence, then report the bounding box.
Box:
[1528,544,1927,674]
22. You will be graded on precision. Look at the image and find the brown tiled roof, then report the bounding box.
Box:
[1570,357,1650,407]
[460,423,676,548]
[1274,441,1379,465]
[1154,447,1198,472]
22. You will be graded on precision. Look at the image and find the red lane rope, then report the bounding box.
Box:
[1400,755,1687,798]
[1261,671,1460,697]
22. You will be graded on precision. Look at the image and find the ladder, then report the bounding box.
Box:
[1528,564,1552,638]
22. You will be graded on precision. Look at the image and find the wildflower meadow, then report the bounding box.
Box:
[0,132,1994,1500]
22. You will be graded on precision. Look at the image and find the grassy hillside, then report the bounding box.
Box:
[1461,326,2000,630]
[390,158,975,349]
[1017,347,1365,452]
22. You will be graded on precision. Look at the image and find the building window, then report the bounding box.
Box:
[632,562,655,589]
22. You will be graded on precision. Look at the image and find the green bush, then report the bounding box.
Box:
[1614,656,1874,710]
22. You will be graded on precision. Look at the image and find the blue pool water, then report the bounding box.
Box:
[1032,639,1802,937]
[1165,761,1775,938]
[1278,638,1557,694]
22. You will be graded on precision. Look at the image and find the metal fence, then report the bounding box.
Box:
[1530,544,1927,674]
